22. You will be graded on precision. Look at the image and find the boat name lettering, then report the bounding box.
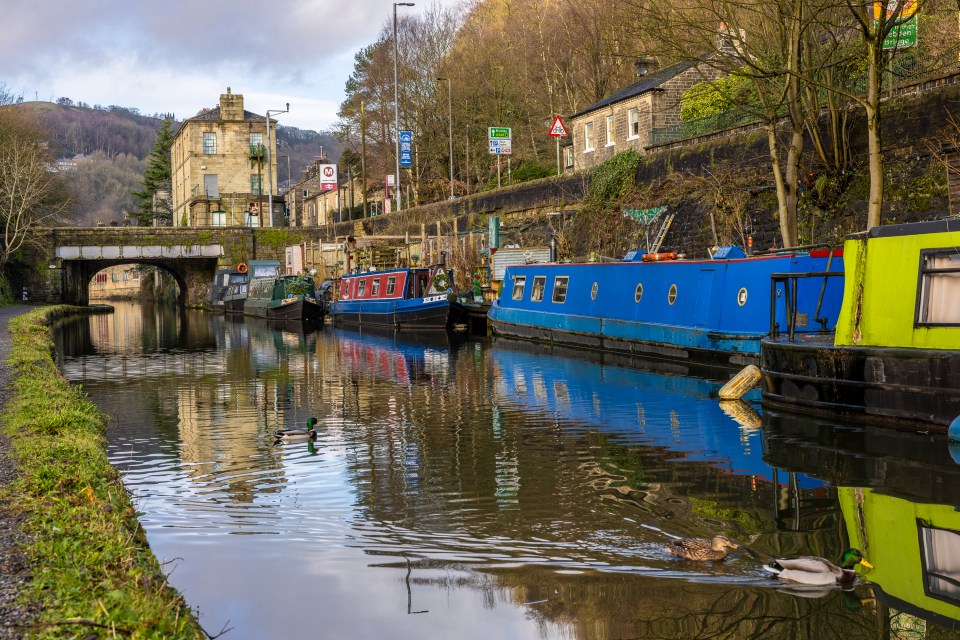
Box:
[423,295,446,303]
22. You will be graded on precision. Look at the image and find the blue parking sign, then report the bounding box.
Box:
[400,130,413,167]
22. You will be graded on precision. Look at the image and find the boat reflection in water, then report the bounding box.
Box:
[490,339,822,489]
[763,411,960,631]
[332,327,456,387]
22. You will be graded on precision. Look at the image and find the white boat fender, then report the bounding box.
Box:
[719,365,762,400]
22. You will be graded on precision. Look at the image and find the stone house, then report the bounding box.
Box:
[569,60,723,171]
[287,158,379,227]
[170,88,284,227]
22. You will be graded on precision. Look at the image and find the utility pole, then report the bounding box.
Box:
[361,100,368,217]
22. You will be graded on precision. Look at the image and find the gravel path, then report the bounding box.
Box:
[0,305,41,639]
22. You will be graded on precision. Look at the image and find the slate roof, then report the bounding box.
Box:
[570,60,696,119]
[189,107,265,122]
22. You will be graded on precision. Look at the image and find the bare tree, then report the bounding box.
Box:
[0,110,71,268]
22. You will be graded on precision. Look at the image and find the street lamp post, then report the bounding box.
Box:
[394,2,415,212]
[437,76,454,200]
[266,103,289,227]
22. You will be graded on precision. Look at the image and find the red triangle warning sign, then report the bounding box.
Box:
[548,115,568,137]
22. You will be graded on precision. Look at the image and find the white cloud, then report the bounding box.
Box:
[0,0,464,131]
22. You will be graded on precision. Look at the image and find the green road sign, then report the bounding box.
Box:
[881,15,917,49]
[488,127,511,139]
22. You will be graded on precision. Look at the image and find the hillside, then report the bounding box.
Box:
[7,101,341,224]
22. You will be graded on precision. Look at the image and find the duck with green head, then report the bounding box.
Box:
[275,417,318,442]
[764,548,873,585]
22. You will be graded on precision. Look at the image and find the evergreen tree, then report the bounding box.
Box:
[131,118,173,225]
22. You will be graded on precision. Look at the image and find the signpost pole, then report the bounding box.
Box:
[556,138,560,175]
[497,156,501,189]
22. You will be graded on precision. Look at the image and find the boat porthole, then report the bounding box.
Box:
[668,284,678,305]
[737,287,748,306]
[634,283,643,303]
[591,282,598,300]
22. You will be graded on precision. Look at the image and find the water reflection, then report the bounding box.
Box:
[52,303,960,639]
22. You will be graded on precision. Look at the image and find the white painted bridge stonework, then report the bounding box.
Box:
[55,244,224,260]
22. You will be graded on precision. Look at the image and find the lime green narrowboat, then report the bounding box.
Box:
[761,219,960,429]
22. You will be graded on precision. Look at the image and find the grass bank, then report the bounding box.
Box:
[2,306,204,639]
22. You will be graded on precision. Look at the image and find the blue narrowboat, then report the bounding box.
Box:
[488,247,845,369]
[331,265,466,331]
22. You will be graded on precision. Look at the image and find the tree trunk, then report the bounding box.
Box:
[865,40,884,230]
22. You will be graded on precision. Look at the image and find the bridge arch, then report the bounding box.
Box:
[83,261,189,305]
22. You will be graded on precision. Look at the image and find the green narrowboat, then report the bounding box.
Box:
[761,219,960,429]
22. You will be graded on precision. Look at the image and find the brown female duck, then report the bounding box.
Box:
[666,534,739,561]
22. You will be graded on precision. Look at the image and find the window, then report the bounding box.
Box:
[917,250,960,325]
[203,132,216,154]
[919,523,960,604]
[628,108,640,139]
[635,283,643,302]
[204,174,219,198]
[564,146,574,169]
[511,276,526,300]
[251,175,262,195]
[531,276,546,302]
[358,280,366,297]
[591,282,598,300]
[371,278,381,296]
[605,115,615,146]
[584,122,595,152]
[386,276,397,296]
[250,133,262,146]
[668,284,678,305]
[211,211,225,226]
[552,276,569,303]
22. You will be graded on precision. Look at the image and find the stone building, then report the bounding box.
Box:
[170,88,284,227]
[287,158,372,227]
[569,60,722,171]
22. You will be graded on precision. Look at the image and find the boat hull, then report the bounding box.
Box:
[266,296,325,323]
[331,295,460,331]
[760,335,960,429]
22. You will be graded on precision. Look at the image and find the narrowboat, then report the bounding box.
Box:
[245,273,324,323]
[761,219,960,429]
[207,268,246,313]
[221,260,282,315]
[330,265,467,331]
[487,246,845,370]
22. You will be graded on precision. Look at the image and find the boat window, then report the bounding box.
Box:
[668,284,678,305]
[511,276,526,300]
[552,276,569,303]
[917,251,960,325]
[371,278,381,296]
[358,280,366,298]
[531,276,546,302]
[386,276,397,296]
[635,283,643,302]
[919,522,960,604]
[590,282,598,300]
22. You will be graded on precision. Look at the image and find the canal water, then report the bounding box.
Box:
[54,302,960,639]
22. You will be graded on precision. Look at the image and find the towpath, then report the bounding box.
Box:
[0,305,40,639]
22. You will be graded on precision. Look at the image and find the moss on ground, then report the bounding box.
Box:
[1,306,204,639]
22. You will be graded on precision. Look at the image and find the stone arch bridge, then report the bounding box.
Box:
[12,227,330,306]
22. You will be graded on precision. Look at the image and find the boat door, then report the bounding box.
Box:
[694,268,716,327]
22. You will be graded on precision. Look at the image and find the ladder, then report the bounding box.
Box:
[649,211,675,253]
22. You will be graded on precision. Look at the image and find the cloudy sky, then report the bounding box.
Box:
[1,0,463,132]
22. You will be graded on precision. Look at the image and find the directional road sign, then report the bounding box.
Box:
[488,127,512,139]
[488,139,512,155]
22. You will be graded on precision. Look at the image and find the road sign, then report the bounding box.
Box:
[319,164,337,191]
[399,130,413,167]
[488,127,511,139]
[548,116,568,137]
[881,14,917,49]
[488,139,512,155]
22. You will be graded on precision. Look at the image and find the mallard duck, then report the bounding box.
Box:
[274,417,318,442]
[666,534,739,561]
[763,548,872,585]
